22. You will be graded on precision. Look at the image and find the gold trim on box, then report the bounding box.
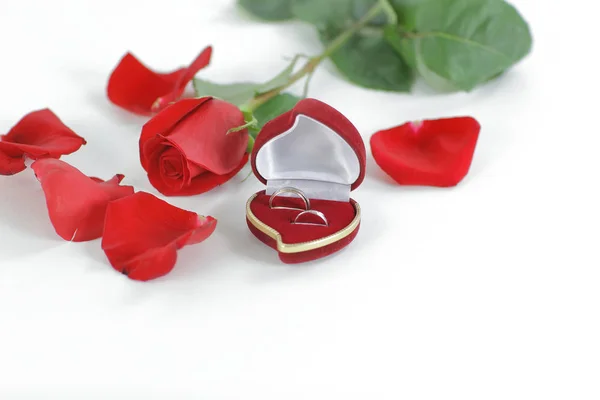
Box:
[246,194,361,254]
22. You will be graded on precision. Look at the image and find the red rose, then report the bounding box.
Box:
[139,97,249,196]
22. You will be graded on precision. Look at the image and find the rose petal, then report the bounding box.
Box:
[90,174,125,184]
[0,150,26,175]
[0,109,86,175]
[185,161,207,185]
[148,153,248,197]
[107,47,212,115]
[139,97,248,196]
[139,97,213,170]
[160,148,184,178]
[31,159,134,242]
[180,153,249,196]
[164,98,247,175]
[370,117,481,187]
[151,49,215,112]
[151,146,186,192]
[101,192,217,281]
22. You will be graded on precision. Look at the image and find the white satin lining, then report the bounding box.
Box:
[255,115,360,201]
[266,179,351,202]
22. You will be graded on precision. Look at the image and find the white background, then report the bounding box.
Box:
[1,0,598,398]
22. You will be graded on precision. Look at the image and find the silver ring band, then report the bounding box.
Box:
[293,210,329,227]
[269,187,310,211]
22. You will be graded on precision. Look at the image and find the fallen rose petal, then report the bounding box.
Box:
[107,46,212,115]
[370,117,481,187]
[101,192,217,281]
[0,149,26,175]
[0,109,86,175]
[31,159,134,242]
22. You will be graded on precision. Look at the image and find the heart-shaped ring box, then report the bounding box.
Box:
[246,98,366,264]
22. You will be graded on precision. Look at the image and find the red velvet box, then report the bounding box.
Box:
[246,98,366,263]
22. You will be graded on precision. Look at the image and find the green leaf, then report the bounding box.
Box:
[292,0,355,28]
[292,0,385,29]
[322,25,414,92]
[291,0,412,91]
[383,25,416,69]
[253,93,301,132]
[388,0,533,91]
[194,56,300,105]
[193,79,259,106]
[238,0,297,21]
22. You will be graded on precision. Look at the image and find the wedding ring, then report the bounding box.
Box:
[293,210,329,227]
[269,187,310,211]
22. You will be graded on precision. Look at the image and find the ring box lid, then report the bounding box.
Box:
[251,98,366,202]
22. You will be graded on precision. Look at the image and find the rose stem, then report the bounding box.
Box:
[243,0,388,113]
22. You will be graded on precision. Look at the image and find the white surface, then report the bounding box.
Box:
[0,0,598,398]
[257,114,360,201]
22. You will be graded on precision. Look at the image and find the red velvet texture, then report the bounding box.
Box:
[248,98,365,263]
[251,98,366,191]
[247,216,360,264]
[248,191,359,264]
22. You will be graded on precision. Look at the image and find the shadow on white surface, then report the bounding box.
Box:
[86,91,148,126]
[80,238,109,268]
[213,1,264,24]
[0,173,63,261]
[208,183,284,267]
[65,68,148,127]
[365,156,398,187]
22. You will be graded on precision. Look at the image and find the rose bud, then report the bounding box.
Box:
[139,97,249,196]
